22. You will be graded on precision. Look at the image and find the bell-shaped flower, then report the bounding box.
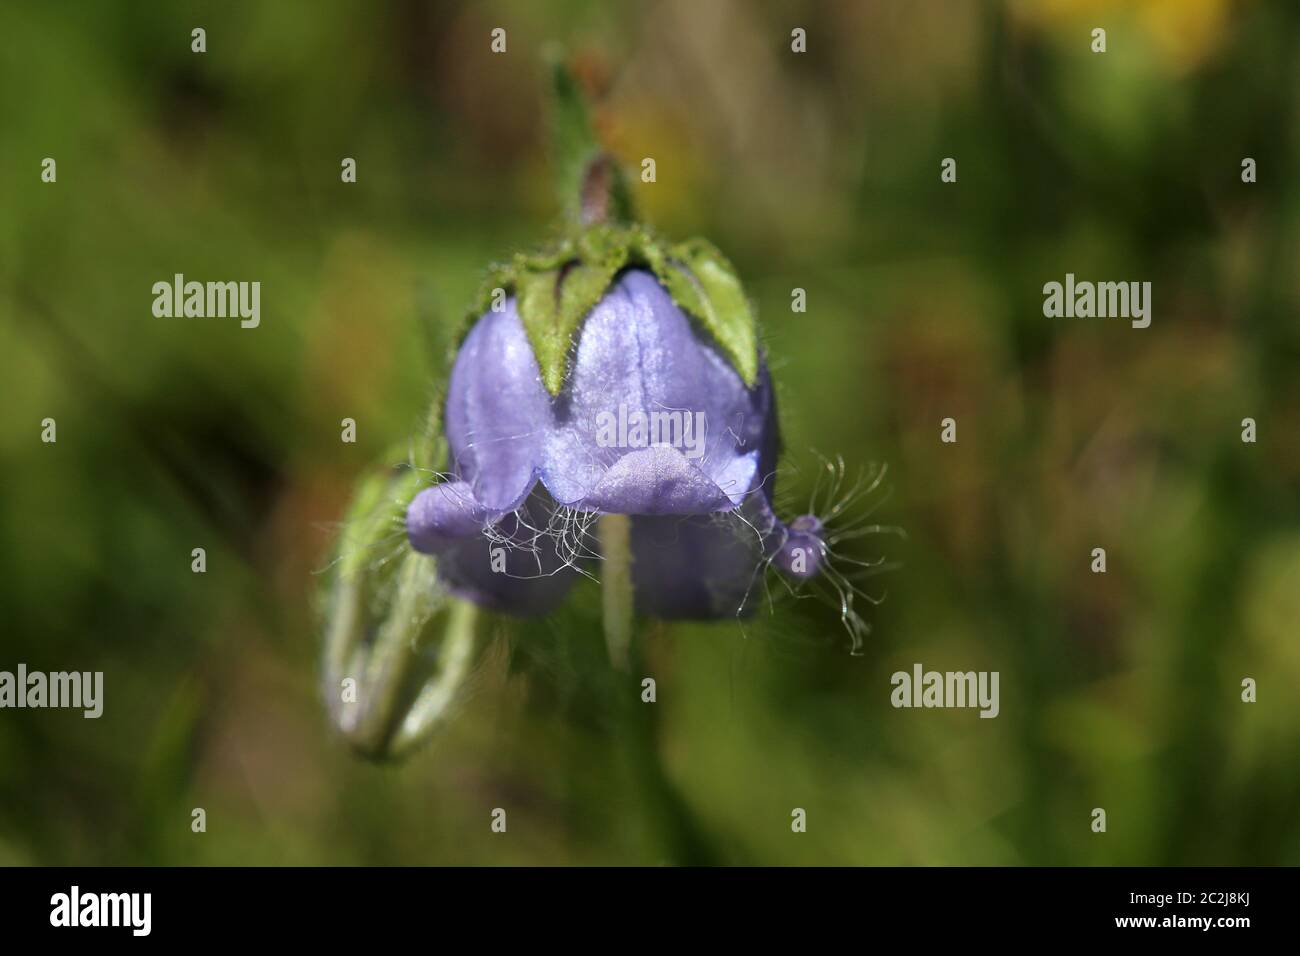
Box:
[407,247,829,620]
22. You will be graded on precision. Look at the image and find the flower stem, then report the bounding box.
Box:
[599,513,635,670]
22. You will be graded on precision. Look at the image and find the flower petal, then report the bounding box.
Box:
[407,481,493,554]
[433,490,584,616]
[541,269,772,509]
[445,300,549,512]
[581,444,739,515]
[629,505,767,618]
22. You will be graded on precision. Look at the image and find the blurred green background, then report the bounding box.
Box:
[2,0,1298,865]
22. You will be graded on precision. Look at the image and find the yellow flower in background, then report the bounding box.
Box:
[1138,0,1235,71]
[1010,0,1235,74]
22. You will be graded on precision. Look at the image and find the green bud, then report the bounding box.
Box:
[321,457,481,760]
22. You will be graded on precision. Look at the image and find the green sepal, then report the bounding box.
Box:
[650,237,758,388]
[465,223,759,396]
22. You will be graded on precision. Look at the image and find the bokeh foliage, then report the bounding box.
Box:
[1,0,1297,865]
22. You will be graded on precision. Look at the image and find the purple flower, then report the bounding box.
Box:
[320,85,887,763]
[407,268,833,620]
